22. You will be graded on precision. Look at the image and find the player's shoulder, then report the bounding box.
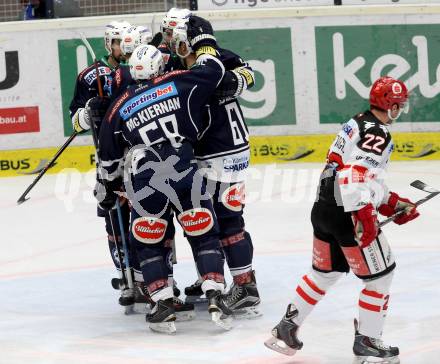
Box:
[77,60,111,85]
[106,87,134,122]
[353,110,391,138]
[217,47,240,60]
[151,70,190,85]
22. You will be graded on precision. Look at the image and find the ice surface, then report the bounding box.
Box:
[1,162,439,364]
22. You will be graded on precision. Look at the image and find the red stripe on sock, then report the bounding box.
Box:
[359,299,381,312]
[362,289,384,299]
[296,286,317,305]
[303,275,325,295]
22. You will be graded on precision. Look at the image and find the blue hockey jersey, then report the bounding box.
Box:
[98,54,225,182]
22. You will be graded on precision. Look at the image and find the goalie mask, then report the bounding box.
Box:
[129,45,165,81]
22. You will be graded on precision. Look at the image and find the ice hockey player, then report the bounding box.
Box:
[265,76,420,364]
[96,16,233,334]
[108,24,193,318]
[160,7,192,72]
[170,21,261,318]
[110,25,153,101]
[70,20,131,133]
[69,21,145,310]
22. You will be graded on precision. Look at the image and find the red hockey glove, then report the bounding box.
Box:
[352,203,379,249]
[378,192,420,225]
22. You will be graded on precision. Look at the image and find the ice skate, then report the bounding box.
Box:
[264,303,303,356]
[184,278,208,304]
[146,298,176,334]
[132,281,153,314]
[173,296,196,321]
[353,319,400,364]
[118,287,135,315]
[206,290,233,331]
[225,271,261,319]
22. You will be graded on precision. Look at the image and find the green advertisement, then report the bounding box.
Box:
[58,27,295,136]
[316,25,440,123]
[58,38,107,136]
[216,28,295,126]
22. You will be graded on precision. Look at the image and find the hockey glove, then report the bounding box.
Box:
[215,67,255,101]
[352,203,379,249]
[378,191,420,225]
[85,96,111,129]
[72,108,90,133]
[94,177,122,211]
[187,15,217,56]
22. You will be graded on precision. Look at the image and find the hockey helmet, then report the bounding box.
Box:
[120,26,153,57]
[370,76,409,119]
[129,45,165,81]
[104,21,131,55]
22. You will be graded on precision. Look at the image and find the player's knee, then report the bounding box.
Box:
[311,269,343,290]
[178,207,215,236]
[363,270,394,294]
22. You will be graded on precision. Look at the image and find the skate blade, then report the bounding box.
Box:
[185,296,208,305]
[232,305,263,320]
[353,356,400,364]
[131,303,151,315]
[175,310,196,322]
[211,311,233,331]
[149,321,177,335]
[264,336,298,356]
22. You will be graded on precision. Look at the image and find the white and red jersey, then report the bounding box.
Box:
[319,110,394,212]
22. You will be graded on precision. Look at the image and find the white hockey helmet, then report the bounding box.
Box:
[104,20,131,55]
[171,21,192,58]
[129,45,165,81]
[162,7,192,33]
[120,26,153,56]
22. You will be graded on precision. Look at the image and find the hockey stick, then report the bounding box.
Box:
[379,180,439,227]
[80,33,135,296]
[17,131,78,204]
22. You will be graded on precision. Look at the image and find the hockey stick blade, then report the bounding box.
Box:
[17,195,30,205]
[264,336,298,356]
[410,180,440,194]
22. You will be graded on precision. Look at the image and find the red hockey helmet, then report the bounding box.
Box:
[369,76,409,112]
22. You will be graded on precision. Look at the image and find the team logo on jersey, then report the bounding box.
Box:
[132,217,167,244]
[177,208,214,236]
[221,183,245,212]
[119,82,178,119]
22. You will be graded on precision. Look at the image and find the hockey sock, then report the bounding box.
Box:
[291,270,342,325]
[221,231,253,285]
[358,271,394,338]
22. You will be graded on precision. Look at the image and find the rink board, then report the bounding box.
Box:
[1,132,439,177]
[1,4,440,152]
